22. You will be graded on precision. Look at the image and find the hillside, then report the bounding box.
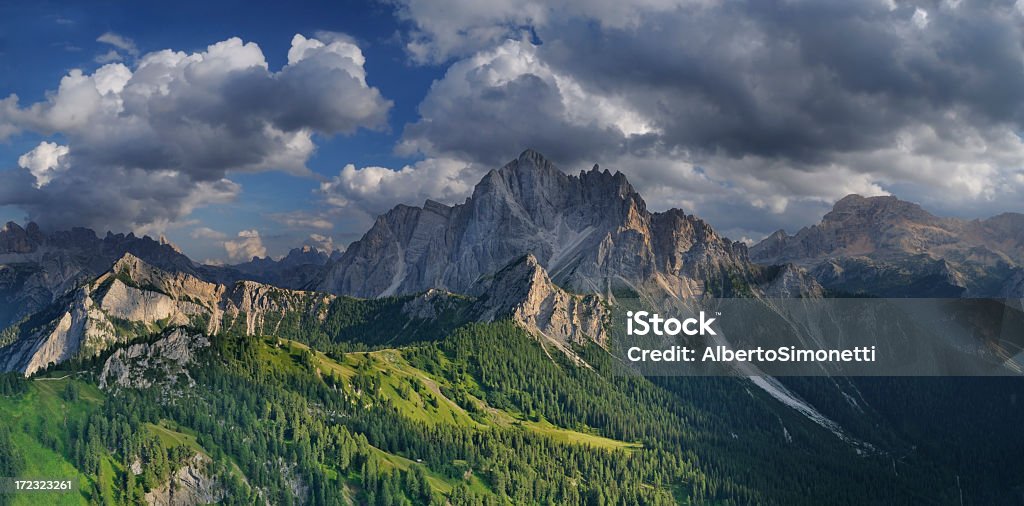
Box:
[4,318,1024,505]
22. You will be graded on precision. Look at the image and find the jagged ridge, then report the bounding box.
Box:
[320,149,813,300]
[0,253,335,376]
[1,250,611,376]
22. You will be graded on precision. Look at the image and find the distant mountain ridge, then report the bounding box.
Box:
[0,253,336,375]
[6,153,1022,321]
[0,223,340,330]
[228,245,335,289]
[751,194,1024,296]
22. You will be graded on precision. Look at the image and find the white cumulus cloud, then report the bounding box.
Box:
[319,157,477,215]
[18,142,69,188]
[0,34,392,233]
[224,229,267,261]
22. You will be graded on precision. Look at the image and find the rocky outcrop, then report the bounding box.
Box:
[321,149,793,300]
[474,254,608,352]
[0,253,335,376]
[0,223,200,329]
[400,289,468,320]
[144,454,222,506]
[220,280,334,336]
[0,288,90,375]
[751,195,1024,297]
[100,328,209,390]
[751,195,969,264]
[761,264,825,298]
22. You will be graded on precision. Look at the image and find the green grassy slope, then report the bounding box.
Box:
[3,314,1023,505]
[0,378,102,506]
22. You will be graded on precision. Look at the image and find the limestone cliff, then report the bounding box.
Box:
[144,454,222,506]
[0,222,201,329]
[0,253,334,376]
[100,328,209,390]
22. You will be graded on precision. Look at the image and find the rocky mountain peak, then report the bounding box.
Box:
[475,253,547,296]
[750,194,954,265]
[280,246,329,267]
[824,194,938,227]
[1,221,40,253]
[1,222,23,236]
[751,194,1024,297]
[474,149,646,220]
[320,149,803,300]
[104,252,221,305]
[111,252,145,274]
[158,234,184,254]
[474,254,608,353]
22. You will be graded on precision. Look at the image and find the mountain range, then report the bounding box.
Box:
[4,149,1024,375]
[2,150,1024,505]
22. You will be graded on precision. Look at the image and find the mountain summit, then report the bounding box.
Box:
[751,194,1024,296]
[320,149,803,299]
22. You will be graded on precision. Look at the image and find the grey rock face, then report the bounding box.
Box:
[0,223,199,329]
[321,149,781,300]
[474,254,608,352]
[144,454,222,506]
[751,195,1024,297]
[0,222,44,254]
[751,194,1024,266]
[99,328,209,390]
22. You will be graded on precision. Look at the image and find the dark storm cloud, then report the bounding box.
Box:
[0,164,239,234]
[541,0,1024,164]
[390,0,1024,237]
[401,69,627,168]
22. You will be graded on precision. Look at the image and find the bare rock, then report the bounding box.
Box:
[321,149,772,300]
[144,454,222,506]
[476,254,608,352]
[100,328,209,390]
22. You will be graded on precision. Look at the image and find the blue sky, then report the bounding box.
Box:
[2,1,1024,263]
[0,0,445,261]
